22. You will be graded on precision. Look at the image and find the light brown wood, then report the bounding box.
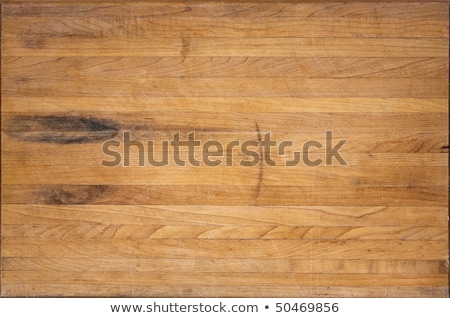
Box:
[3,2,448,18]
[1,0,448,297]
[2,165,447,186]
[4,57,448,78]
[3,239,447,259]
[2,186,447,206]
[3,271,448,287]
[3,258,447,274]
[2,97,448,113]
[2,205,447,226]
[2,225,448,241]
[4,37,447,58]
[2,284,448,298]
[3,77,447,97]
[4,16,448,38]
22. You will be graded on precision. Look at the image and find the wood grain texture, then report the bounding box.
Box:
[4,57,448,78]
[1,284,448,298]
[1,0,448,297]
[4,37,448,57]
[3,2,448,18]
[4,16,448,38]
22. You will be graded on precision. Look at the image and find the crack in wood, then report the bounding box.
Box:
[255,121,263,204]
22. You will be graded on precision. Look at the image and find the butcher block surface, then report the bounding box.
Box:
[1,0,449,297]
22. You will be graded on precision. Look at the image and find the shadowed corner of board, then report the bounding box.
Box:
[4,115,120,144]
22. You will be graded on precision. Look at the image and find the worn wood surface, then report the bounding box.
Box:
[1,1,449,297]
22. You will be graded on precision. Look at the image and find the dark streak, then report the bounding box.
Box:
[255,121,263,204]
[6,115,119,144]
[440,145,449,152]
[437,260,449,274]
[37,185,108,205]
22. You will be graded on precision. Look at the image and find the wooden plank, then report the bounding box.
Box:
[2,112,447,132]
[3,16,447,38]
[1,185,448,206]
[2,284,447,298]
[2,238,447,260]
[3,77,447,98]
[2,271,448,287]
[2,150,448,167]
[3,57,447,78]
[2,164,447,187]
[2,225,447,241]
[3,258,447,274]
[2,205,447,227]
[2,131,447,156]
[2,97,448,113]
[3,37,448,57]
[4,2,447,19]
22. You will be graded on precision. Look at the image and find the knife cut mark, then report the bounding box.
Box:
[5,115,120,144]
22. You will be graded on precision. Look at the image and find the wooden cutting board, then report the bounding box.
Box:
[1,0,448,297]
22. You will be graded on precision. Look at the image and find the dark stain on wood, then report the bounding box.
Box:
[5,115,120,144]
[37,185,109,204]
[437,260,449,274]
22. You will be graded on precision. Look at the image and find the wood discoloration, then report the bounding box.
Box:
[22,37,46,49]
[2,185,447,206]
[36,185,109,204]
[5,115,119,144]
